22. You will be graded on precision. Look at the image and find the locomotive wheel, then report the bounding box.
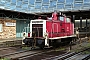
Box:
[31,46,35,50]
[23,39,28,45]
[38,44,44,49]
[40,46,44,49]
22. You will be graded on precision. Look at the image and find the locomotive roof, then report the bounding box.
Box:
[31,19,62,22]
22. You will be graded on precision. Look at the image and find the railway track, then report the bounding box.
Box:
[42,48,90,60]
[0,40,22,47]
[0,48,89,60]
[65,53,90,60]
[0,47,19,51]
[0,46,25,57]
[0,48,56,60]
[42,52,76,60]
[0,47,38,58]
[13,50,56,60]
[13,49,90,60]
[0,37,89,60]
[10,48,90,60]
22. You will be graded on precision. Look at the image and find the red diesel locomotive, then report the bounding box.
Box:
[23,11,76,48]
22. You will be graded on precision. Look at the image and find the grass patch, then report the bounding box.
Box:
[71,49,81,52]
[71,42,90,53]
[83,51,90,54]
[85,43,90,47]
[55,47,65,51]
[0,58,10,60]
[22,47,30,50]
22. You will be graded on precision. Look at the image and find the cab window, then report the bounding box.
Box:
[66,18,71,22]
[59,16,64,21]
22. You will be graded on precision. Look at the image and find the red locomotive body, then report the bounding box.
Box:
[23,11,76,48]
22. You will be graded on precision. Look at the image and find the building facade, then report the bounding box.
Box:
[0,19,16,39]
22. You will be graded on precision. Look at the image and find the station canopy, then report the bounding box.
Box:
[0,0,90,14]
[0,0,90,20]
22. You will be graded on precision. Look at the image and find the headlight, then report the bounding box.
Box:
[44,33,48,38]
[23,32,26,37]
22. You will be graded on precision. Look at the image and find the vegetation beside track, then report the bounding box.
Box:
[54,37,90,53]
[0,40,22,47]
[0,58,10,60]
[70,41,90,52]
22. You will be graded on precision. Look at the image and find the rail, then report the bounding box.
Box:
[0,48,55,60]
[42,48,90,60]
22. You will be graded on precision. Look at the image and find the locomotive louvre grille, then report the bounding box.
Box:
[32,21,43,23]
[32,24,43,37]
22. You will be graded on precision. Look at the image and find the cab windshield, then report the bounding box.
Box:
[59,16,64,21]
[66,18,71,23]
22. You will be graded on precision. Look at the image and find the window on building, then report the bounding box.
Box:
[58,0,65,3]
[49,1,56,8]
[83,0,90,8]
[23,0,28,4]
[10,6,16,10]
[11,0,16,3]
[0,24,3,32]
[83,3,90,8]
[84,0,90,3]
[5,3,11,9]
[29,0,35,5]
[6,0,11,2]
[29,6,34,10]
[35,0,42,2]
[74,3,83,9]
[0,0,5,5]
[57,4,64,9]
[43,0,49,3]
[66,0,73,4]
[65,4,72,10]
[22,4,28,9]
[17,0,22,7]
[42,5,48,9]
[35,3,41,9]
[75,0,83,3]
[11,0,16,5]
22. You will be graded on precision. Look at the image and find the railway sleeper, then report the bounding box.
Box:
[82,54,90,60]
